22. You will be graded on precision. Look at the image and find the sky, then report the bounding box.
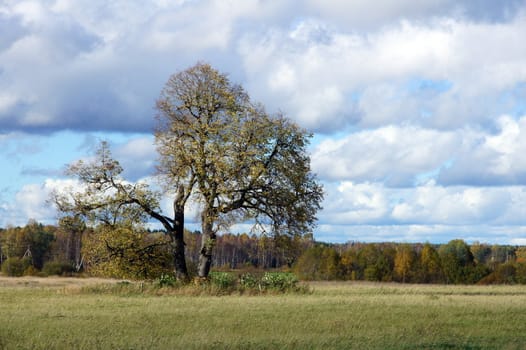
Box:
[2,0,526,244]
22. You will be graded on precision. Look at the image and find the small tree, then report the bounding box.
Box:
[81,224,172,279]
[418,243,443,283]
[0,221,55,270]
[52,142,191,280]
[394,244,416,283]
[439,239,475,284]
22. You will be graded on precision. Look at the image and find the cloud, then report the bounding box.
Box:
[113,136,157,181]
[391,182,512,224]
[239,12,526,132]
[0,1,524,134]
[0,0,292,133]
[306,0,525,30]
[319,180,523,228]
[0,178,76,226]
[2,0,526,245]
[311,124,457,186]
[312,115,526,187]
[320,182,390,225]
[317,223,526,244]
[438,115,526,186]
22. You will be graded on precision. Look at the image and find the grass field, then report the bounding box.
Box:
[1,277,526,349]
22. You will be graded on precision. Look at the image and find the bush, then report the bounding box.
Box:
[478,263,517,285]
[261,272,299,291]
[23,265,39,276]
[157,273,177,287]
[209,271,236,289]
[516,263,526,284]
[42,261,75,276]
[239,273,259,289]
[1,257,31,277]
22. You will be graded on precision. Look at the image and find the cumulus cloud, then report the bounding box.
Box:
[2,0,526,244]
[318,223,526,244]
[240,14,526,131]
[312,115,526,187]
[113,136,157,181]
[0,178,75,226]
[0,1,525,133]
[312,124,457,186]
[306,0,525,30]
[0,0,292,133]
[319,180,525,229]
[438,115,526,185]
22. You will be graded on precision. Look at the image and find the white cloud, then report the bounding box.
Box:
[391,182,511,224]
[1,0,525,133]
[0,93,18,113]
[312,124,457,186]
[113,136,157,181]
[2,0,526,245]
[312,116,526,187]
[439,115,526,185]
[239,13,526,131]
[0,178,77,226]
[316,223,526,244]
[313,180,526,243]
[319,180,523,227]
[321,182,390,224]
[306,0,452,30]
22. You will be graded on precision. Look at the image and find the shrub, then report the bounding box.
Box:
[23,265,39,276]
[478,263,517,285]
[239,273,259,289]
[209,271,236,289]
[42,261,75,276]
[516,262,526,284]
[1,257,31,277]
[261,272,299,291]
[157,273,177,287]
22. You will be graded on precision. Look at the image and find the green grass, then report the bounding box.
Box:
[1,279,526,349]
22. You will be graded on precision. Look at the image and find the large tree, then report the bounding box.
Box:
[54,63,323,280]
[155,63,323,277]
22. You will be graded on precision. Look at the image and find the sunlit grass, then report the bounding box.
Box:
[1,277,526,349]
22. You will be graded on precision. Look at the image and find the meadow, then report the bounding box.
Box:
[1,277,526,349]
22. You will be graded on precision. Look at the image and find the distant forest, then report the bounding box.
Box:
[1,220,525,284]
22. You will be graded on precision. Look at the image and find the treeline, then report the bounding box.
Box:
[1,220,526,284]
[0,220,310,278]
[293,241,526,284]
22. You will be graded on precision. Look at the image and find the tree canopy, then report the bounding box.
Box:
[53,63,323,280]
[156,63,324,277]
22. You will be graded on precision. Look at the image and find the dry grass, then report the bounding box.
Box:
[0,275,122,289]
[1,278,526,349]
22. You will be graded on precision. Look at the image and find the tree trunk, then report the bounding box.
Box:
[198,212,216,278]
[171,233,188,281]
[171,199,189,281]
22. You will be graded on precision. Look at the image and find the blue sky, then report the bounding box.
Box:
[2,0,526,244]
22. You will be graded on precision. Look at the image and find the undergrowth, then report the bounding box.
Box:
[69,272,309,296]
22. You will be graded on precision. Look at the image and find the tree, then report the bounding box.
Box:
[294,246,341,280]
[53,141,191,280]
[470,242,492,265]
[50,215,87,271]
[54,63,323,281]
[439,239,475,284]
[0,220,55,270]
[81,224,172,279]
[155,63,323,278]
[418,243,443,283]
[394,244,416,283]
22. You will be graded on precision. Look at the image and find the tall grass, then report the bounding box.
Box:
[1,279,526,349]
